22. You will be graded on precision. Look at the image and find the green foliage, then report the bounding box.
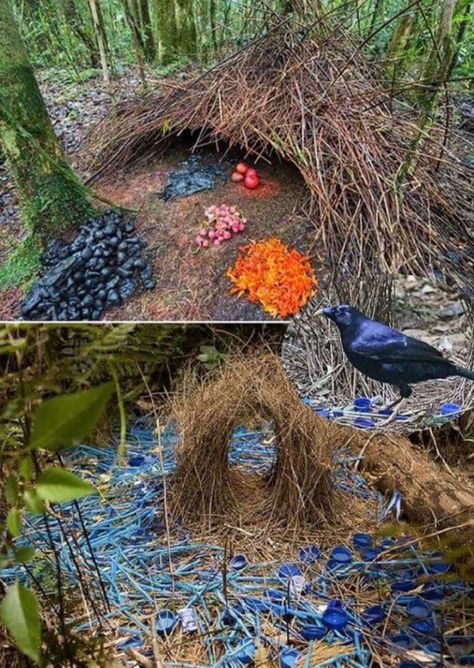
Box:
[0,582,42,664]
[36,467,97,503]
[30,382,114,451]
[197,344,227,370]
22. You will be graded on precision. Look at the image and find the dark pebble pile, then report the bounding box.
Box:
[21,211,156,321]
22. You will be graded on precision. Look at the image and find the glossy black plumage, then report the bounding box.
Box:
[321,305,474,398]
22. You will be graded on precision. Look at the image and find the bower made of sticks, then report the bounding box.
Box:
[169,354,340,528]
[85,18,472,285]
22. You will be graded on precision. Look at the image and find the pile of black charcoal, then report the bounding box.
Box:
[20,210,155,321]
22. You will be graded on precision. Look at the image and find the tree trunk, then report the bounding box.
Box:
[0,1,90,242]
[138,0,155,62]
[61,0,101,68]
[88,0,110,84]
[156,0,179,65]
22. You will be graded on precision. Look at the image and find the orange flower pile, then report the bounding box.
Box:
[227,238,317,318]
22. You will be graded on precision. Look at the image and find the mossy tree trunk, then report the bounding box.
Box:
[0,1,91,243]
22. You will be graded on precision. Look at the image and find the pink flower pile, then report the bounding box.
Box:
[195,204,247,248]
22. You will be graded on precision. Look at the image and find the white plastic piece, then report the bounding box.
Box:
[178,607,199,632]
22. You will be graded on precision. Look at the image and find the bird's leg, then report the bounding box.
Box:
[379,386,412,427]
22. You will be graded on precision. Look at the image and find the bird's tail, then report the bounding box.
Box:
[454,365,474,381]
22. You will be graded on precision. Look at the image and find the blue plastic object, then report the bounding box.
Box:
[155,610,176,636]
[280,647,301,668]
[361,605,386,625]
[330,545,352,563]
[298,544,321,562]
[392,579,416,593]
[361,547,382,561]
[299,623,327,640]
[278,562,302,578]
[235,640,256,665]
[352,533,373,549]
[406,598,432,619]
[128,455,146,467]
[354,417,375,428]
[354,397,372,410]
[420,583,445,601]
[244,597,268,612]
[230,554,248,570]
[426,560,450,574]
[409,619,435,635]
[440,402,461,415]
[322,602,349,630]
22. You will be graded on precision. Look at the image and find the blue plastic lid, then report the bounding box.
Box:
[408,619,435,635]
[229,554,248,570]
[426,560,450,574]
[299,623,327,640]
[361,547,382,561]
[155,610,176,635]
[361,605,386,625]
[354,397,372,410]
[392,579,416,592]
[278,562,302,578]
[330,546,352,563]
[440,402,461,415]
[406,597,432,619]
[299,544,321,563]
[352,533,373,549]
[322,606,349,630]
[128,455,146,467]
[420,583,445,601]
[280,647,301,668]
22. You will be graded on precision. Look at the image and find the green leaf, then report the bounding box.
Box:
[29,382,114,451]
[19,457,34,482]
[0,582,41,663]
[24,490,45,514]
[6,508,21,537]
[14,547,36,564]
[4,475,19,505]
[36,468,97,504]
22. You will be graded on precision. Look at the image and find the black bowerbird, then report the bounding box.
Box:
[316,305,474,408]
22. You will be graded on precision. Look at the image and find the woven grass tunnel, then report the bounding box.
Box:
[85,18,473,286]
[169,354,340,528]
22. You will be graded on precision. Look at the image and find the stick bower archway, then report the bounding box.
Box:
[169,354,340,528]
[85,18,473,286]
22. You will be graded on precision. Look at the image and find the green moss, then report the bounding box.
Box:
[0,235,42,290]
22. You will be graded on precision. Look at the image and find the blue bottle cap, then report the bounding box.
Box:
[299,623,327,640]
[354,397,372,410]
[406,597,432,619]
[322,606,349,630]
[361,547,382,561]
[408,619,435,635]
[352,533,373,549]
[330,546,352,563]
[229,554,248,570]
[299,544,321,563]
[362,605,386,625]
[440,402,461,415]
[155,610,176,636]
[278,562,302,578]
[128,455,146,467]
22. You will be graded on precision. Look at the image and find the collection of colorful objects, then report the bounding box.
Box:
[188,158,317,317]
[2,420,471,667]
[304,396,463,429]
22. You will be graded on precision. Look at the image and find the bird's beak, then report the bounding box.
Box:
[314,307,330,317]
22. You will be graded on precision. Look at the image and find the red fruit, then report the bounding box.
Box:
[244,175,260,190]
[236,162,249,175]
[246,168,258,178]
[232,172,244,183]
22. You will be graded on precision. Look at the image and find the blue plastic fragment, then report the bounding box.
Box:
[298,544,321,563]
[361,605,386,625]
[354,397,372,411]
[352,533,373,549]
[440,402,461,415]
[408,619,435,635]
[278,563,302,578]
[353,417,375,429]
[406,598,432,619]
[230,554,248,571]
[280,647,301,668]
[330,546,352,563]
[299,623,327,640]
[155,610,176,636]
[388,633,413,649]
[322,601,349,630]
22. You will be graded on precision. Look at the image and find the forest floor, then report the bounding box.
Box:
[0,66,472,321]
